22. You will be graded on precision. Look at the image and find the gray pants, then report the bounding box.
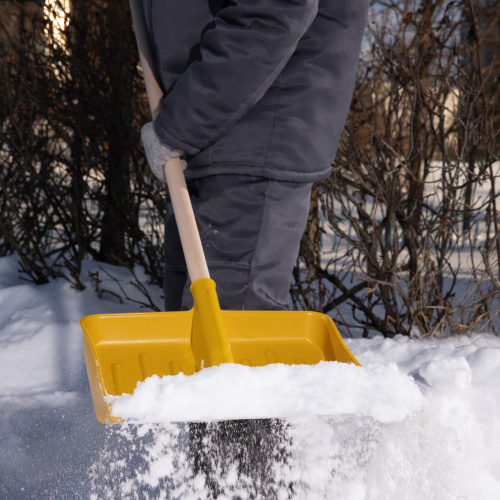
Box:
[164,175,312,311]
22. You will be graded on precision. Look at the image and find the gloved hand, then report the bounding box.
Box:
[141,122,187,182]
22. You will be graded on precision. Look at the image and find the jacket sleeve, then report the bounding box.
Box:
[154,0,319,155]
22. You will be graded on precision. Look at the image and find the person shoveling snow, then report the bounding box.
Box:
[140,0,370,314]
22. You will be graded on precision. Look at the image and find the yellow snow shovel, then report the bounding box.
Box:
[80,0,360,424]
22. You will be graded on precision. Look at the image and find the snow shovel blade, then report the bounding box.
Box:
[81,278,360,424]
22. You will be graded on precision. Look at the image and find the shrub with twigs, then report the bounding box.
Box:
[292,0,500,338]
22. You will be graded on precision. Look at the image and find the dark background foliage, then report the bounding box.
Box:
[1,0,499,336]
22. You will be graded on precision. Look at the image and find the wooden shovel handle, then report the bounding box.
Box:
[129,0,210,282]
[164,158,210,281]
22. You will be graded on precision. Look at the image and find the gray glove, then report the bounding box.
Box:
[141,122,186,182]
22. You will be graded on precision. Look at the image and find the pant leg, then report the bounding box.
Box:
[163,175,312,311]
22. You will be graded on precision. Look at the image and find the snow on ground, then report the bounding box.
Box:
[0,255,499,499]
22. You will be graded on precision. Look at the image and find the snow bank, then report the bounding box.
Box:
[108,361,424,423]
[349,334,500,500]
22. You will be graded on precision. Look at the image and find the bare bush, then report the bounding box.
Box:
[292,0,500,337]
[0,0,165,298]
[1,1,499,329]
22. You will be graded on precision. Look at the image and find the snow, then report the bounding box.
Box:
[1,255,500,499]
[108,362,423,423]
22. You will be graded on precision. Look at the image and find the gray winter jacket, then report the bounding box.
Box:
[144,0,369,182]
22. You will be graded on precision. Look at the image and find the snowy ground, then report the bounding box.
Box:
[1,255,500,499]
